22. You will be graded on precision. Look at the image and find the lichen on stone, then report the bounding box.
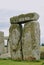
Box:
[10,12,39,24]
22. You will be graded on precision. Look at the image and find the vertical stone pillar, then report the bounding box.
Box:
[0,31,4,55]
[23,21,40,60]
[9,24,22,60]
[9,12,40,61]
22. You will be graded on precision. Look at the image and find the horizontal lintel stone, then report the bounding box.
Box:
[10,12,39,24]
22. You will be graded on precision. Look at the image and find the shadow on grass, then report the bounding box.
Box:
[42,62,44,65]
[0,58,43,63]
[11,59,41,63]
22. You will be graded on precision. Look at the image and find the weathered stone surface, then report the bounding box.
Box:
[0,36,11,59]
[9,12,40,61]
[10,12,39,24]
[9,24,22,60]
[0,53,11,59]
[0,31,4,55]
[23,21,40,60]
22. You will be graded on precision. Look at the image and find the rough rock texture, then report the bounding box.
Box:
[10,12,39,24]
[0,53,11,59]
[23,21,40,60]
[0,31,4,55]
[9,12,40,61]
[9,24,22,60]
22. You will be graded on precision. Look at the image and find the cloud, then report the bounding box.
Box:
[0,6,44,42]
[0,0,44,10]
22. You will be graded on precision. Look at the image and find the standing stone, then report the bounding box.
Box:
[0,31,4,55]
[9,12,40,61]
[9,24,22,60]
[23,21,40,60]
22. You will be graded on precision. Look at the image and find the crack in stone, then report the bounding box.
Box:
[9,12,40,60]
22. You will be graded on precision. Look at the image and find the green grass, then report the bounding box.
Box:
[40,46,44,52]
[0,59,44,65]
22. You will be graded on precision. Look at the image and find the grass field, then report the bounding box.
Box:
[0,59,44,65]
[40,46,44,52]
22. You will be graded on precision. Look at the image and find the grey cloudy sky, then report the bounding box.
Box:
[0,0,44,43]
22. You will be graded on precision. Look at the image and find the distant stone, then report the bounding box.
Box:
[0,31,4,55]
